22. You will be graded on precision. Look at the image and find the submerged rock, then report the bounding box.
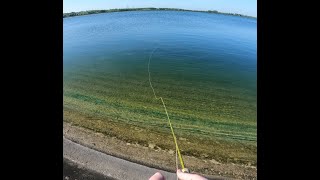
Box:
[168,149,175,154]
[148,143,156,149]
[210,159,221,165]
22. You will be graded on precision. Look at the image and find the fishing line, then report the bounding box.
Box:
[147,47,188,174]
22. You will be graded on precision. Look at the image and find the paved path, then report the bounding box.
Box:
[63,137,177,180]
[63,158,116,180]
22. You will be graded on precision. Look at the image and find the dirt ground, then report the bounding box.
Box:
[63,122,256,180]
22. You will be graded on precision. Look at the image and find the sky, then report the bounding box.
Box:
[63,0,257,17]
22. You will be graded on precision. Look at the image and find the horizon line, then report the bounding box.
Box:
[63,7,257,18]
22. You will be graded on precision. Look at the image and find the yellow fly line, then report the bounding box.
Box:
[147,48,186,171]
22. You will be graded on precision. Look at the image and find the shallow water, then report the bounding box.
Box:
[63,11,257,143]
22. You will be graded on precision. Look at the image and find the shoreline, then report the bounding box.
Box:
[63,122,256,179]
[64,131,232,180]
[63,8,256,19]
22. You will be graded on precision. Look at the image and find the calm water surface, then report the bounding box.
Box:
[63,11,257,142]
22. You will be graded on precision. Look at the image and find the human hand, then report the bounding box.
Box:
[176,169,208,180]
[149,172,165,180]
[149,170,208,180]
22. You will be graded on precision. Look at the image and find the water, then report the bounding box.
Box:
[63,11,256,144]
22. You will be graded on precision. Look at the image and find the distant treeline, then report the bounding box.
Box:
[63,8,256,19]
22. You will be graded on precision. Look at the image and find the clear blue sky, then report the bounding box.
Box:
[63,0,257,17]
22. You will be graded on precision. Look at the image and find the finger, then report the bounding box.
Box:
[149,172,165,180]
[177,169,208,180]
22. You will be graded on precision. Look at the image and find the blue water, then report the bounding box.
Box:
[64,10,256,126]
[65,11,255,89]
